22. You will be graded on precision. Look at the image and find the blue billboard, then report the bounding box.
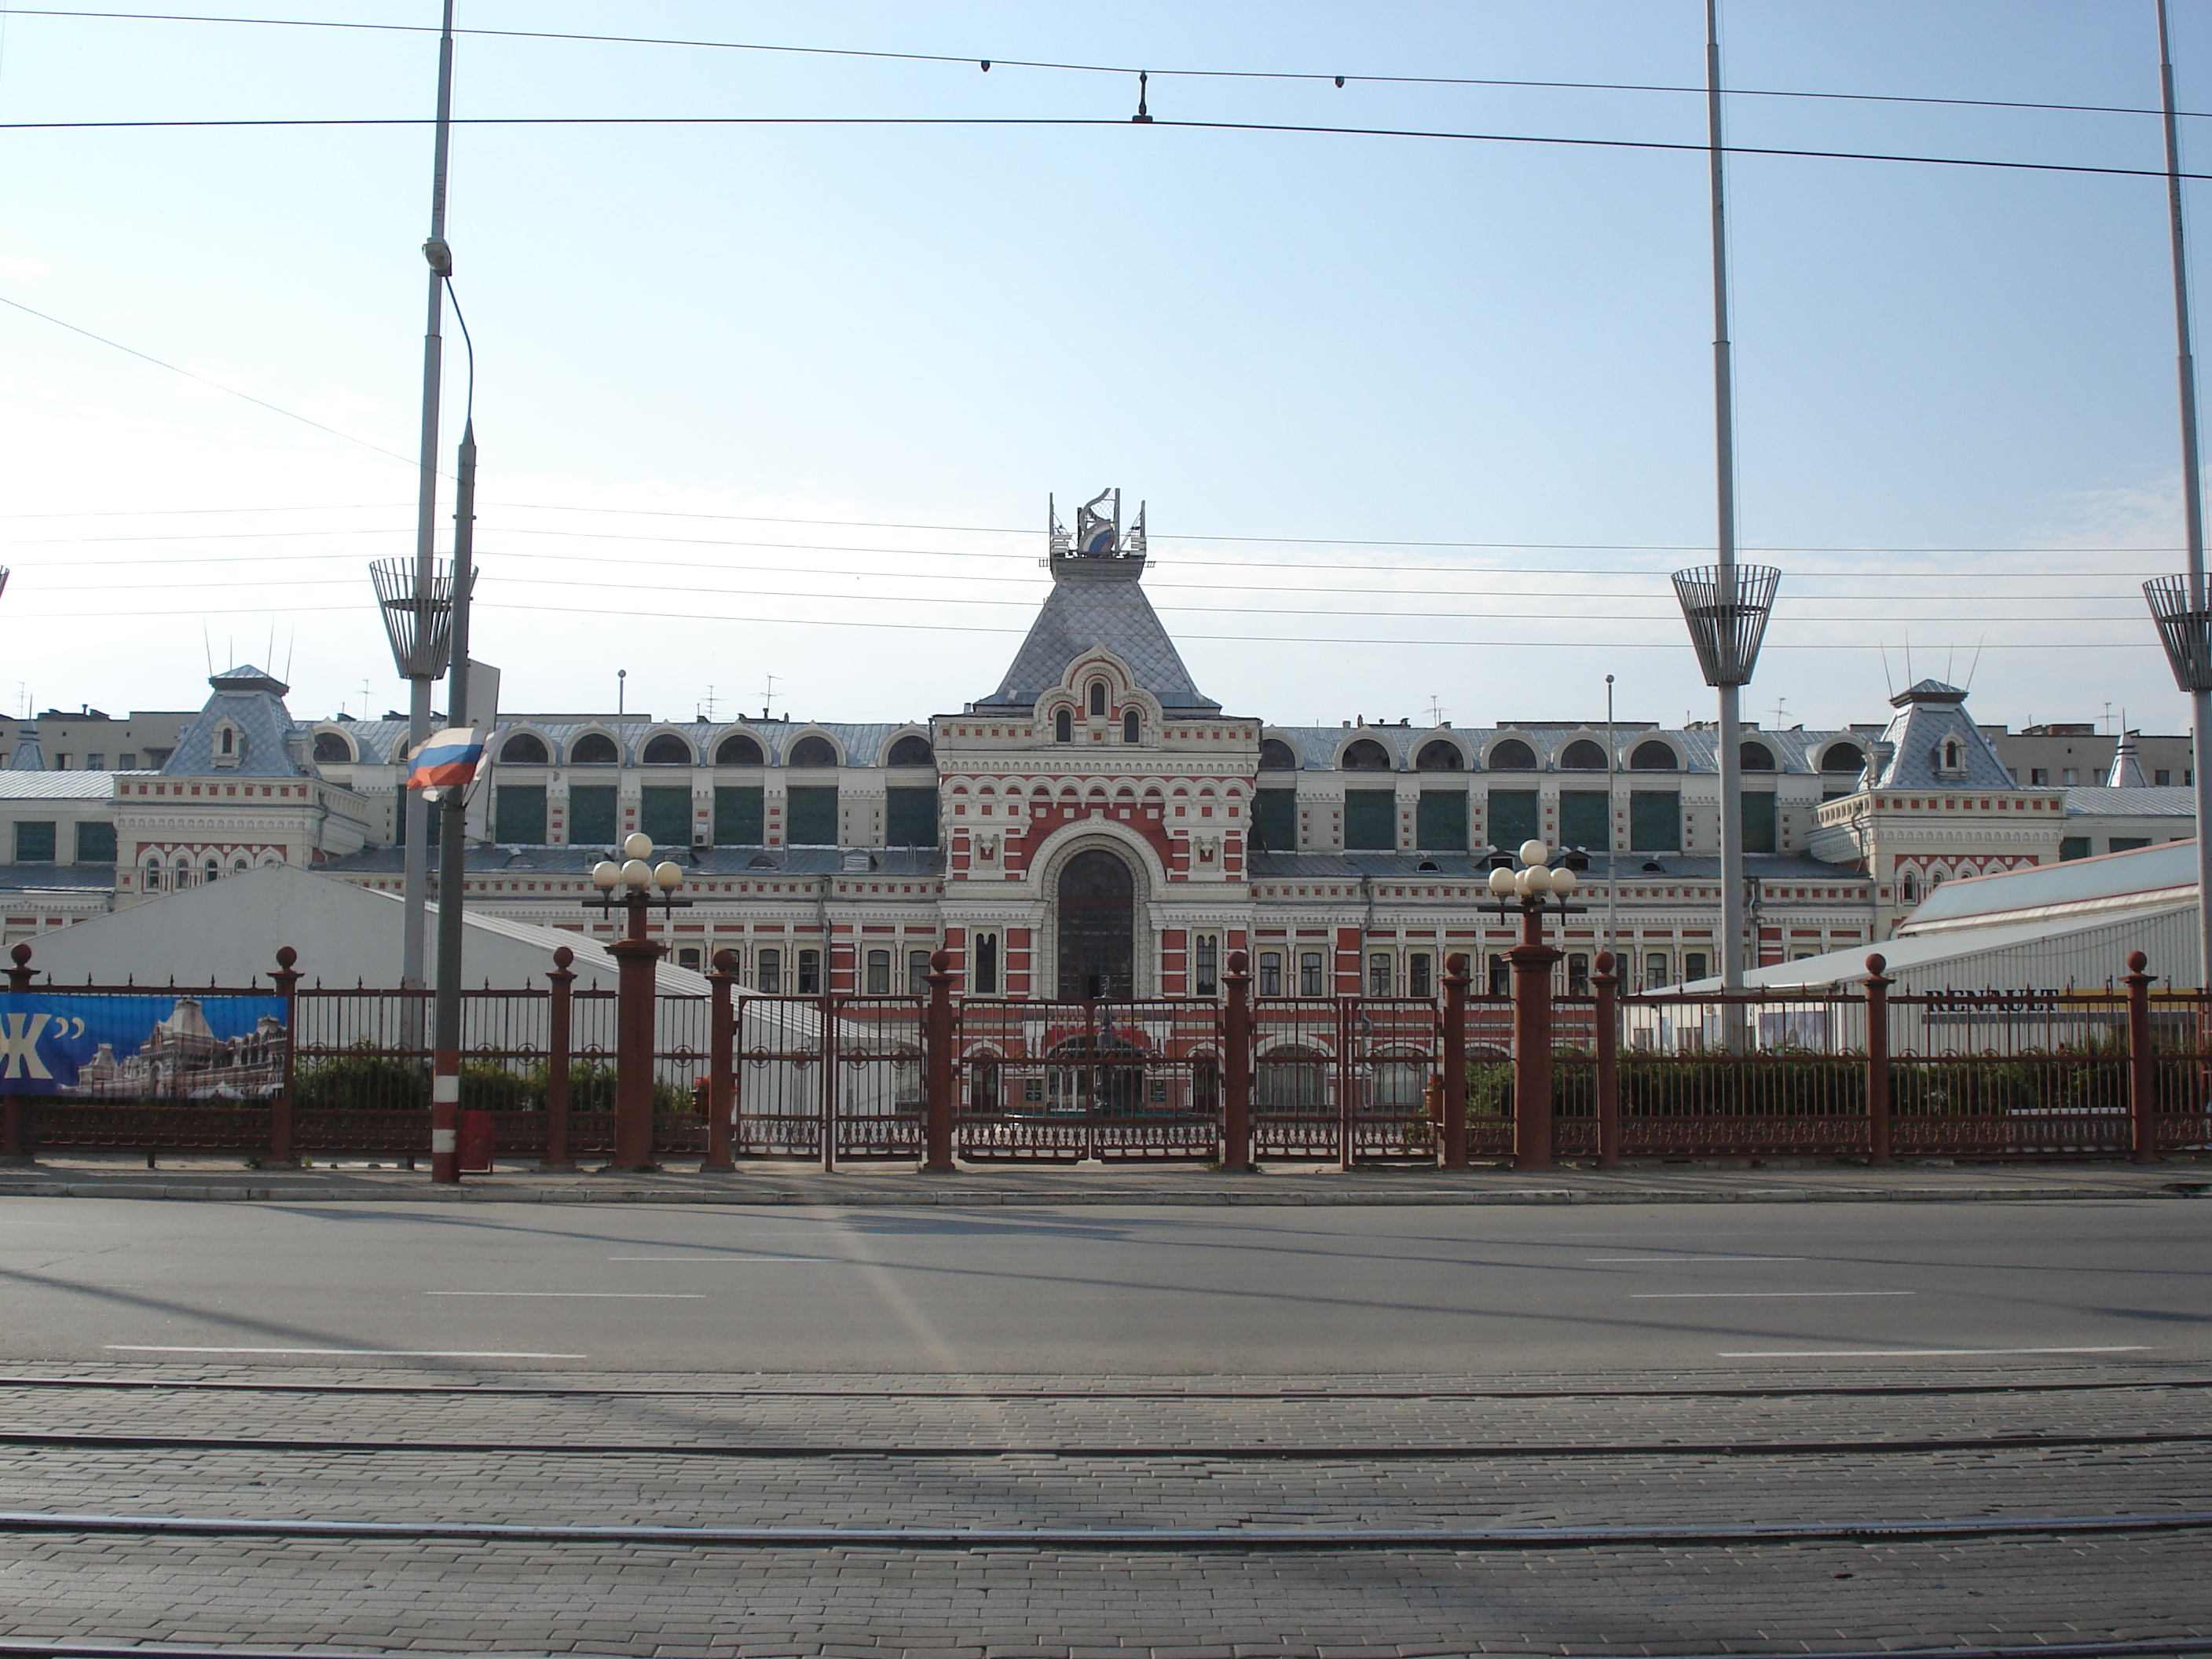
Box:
[0,993,287,1098]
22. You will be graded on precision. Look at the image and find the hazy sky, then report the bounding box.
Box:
[3,2,2210,738]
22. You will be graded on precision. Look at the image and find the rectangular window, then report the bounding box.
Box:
[118,753,137,770]
[1822,788,1853,802]
[1646,951,1672,990]
[908,949,932,994]
[567,785,617,845]
[972,932,999,994]
[75,821,117,862]
[1254,789,1296,852]
[865,949,892,994]
[1683,952,1708,982]
[786,786,838,846]
[1558,789,1609,852]
[86,754,104,771]
[1298,950,1325,997]
[2109,837,2152,853]
[1408,953,1433,997]
[2060,837,2092,861]
[1489,789,1539,851]
[1192,932,1220,996]
[639,786,691,848]
[1741,792,1778,855]
[1566,953,1590,994]
[1343,789,1396,850]
[676,947,702,972]
[796,948,822,994]
[1488,954,1510,996]
[2156,770,2173,786]
[1628,791,1682,852]
[1415,790,1467,851]
[1258,950,1283,997]
[756,948,782,994]
[885,786,939,846]
[494,785,547,844]
[2031,767,2049,786]
[2063,767,2078,785]
[1367,952,1393,997]
[12,821,55,862]
[714,786,764,845]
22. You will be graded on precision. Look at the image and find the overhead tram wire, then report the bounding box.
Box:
[17,7,2212,125]
[3,112,2206,188]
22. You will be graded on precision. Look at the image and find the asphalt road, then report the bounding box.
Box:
[0,1196,2203,1374]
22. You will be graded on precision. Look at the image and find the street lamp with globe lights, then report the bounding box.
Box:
[584,833,691,1170]
[1485,840,1586,1171]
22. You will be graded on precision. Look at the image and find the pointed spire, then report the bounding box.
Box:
[2107,724,2148,787]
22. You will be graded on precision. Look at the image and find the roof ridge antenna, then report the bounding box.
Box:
[1964,633,1984,692]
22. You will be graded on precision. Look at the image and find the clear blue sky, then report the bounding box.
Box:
[2,1,2207,738]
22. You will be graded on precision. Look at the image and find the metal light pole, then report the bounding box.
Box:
[427,421,478,1185]
[400,0,458,991]
[585,837,690,1171]
[2144,0,2212,994]
[1485,840,1584,1170]
[1603,672,1619,969]
[1674,0,1778,1000]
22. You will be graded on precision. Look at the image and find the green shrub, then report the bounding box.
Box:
[293,1046,430,1111]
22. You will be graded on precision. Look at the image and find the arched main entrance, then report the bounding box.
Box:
[1056,848,1134,1000]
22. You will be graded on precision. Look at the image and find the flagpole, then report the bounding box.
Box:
[428,420,477,1185]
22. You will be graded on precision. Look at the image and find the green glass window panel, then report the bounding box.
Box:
[639,786,691,848]
[1628,790,1681,852]
[74,821,117,862]
[1344,789,1397,851]
[886,786,939,846]
[12,821,54,862]
[786,786,839,846]
[1558,790,1609,851]
[1254,789,1296,851]
[1741,792,1777,855]
[494,785,546,844]
[567,785,617,845]
[2060,837,2092,861]
[1488,789,1538,850]
[1822,788,1855,802]
[1415,790,1467,851]
[2109,836,2152,853]
[714,786,764,845]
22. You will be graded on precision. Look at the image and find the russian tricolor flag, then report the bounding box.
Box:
[407,727,485,793]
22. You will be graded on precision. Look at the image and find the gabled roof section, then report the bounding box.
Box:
[163,665,306,778]
[976,554,1219,714]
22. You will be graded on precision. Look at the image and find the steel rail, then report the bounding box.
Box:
[1,1508,2208,1549]
[2,1431,2206,1459]
[4,1642,2208,1659]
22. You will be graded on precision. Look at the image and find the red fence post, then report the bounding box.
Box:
[704,949,738,1173]
[1864,952,1892,1167]
[541,947,574,1171]
[2126,949,2158,1165]
[2,943,32,1165]
[923,950,956,1173]
[1222,950,1254,1172]
[1511,909,1562,1171]
[1593,950,1620,1170]
[1441,954,1470,1169]
[607,898,662,1172]
[269,946,300,1167]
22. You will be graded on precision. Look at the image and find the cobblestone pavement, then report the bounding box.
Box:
[0,1363,2207,1656]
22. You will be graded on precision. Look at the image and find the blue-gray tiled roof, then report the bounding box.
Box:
[977,558,1220,713]
[163,666,306,779]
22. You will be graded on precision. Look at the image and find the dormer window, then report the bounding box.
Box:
[1055,709,1074,744]
[1935,737,1965,778]
[211,722,241,768]
[1089,683,1108,716]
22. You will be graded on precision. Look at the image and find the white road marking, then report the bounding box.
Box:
[424,1291,704,1298]
[605,1255,820,1262]
[105,1346,588,1358]
[1586,1254,1806,1262]
[1633,1291,1914,1299]
[1719,1346,2153,1357]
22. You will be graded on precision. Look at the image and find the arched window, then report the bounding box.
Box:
[1740,742,1774,771]
[1342,738,1393,771]
[1089,682,1108,716]
[1820,742,1866,775]
[1259,738,1298,771]
[500,732,550,765]
[1415,740,1464,771]
[1558,739,1608,771]
[1257,1045,1328,1113]
[1122,710,1141,745]
[641,733,693,765]
[1900,870,1920,904]
[204,857,222,882]
[714,733,764,766]
[569,732,619,765]
[1055,709,1074,744]
[218,728,234,756]
[787,734,838,768]
[1943,738,1961,769]
[312,731,352,764]
[1629,741,1678,771]
[1488,738,1538,771]
[142,861,163,892]
[886,734,934,767]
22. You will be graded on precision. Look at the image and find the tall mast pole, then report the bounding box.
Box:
[403,0,456,991]
[1706,0,1749,994]
[2158,0,2212,991]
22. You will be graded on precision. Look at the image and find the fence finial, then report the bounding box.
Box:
[552,946,573,971]
[1866,953,1887,977]
[2129,950,2150,973]
[276,945,297,971]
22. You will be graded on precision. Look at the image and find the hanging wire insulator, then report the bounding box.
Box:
[1132,70,1152,123]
